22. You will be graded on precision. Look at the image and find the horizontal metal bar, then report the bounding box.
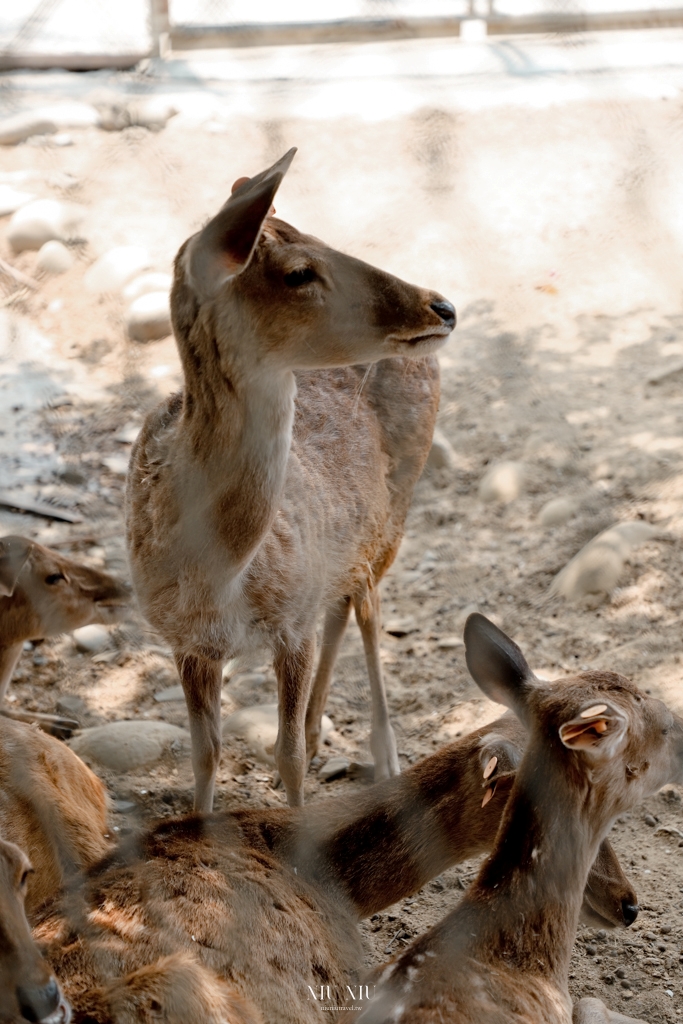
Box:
[168,10,683,49]
[0,50,150,70]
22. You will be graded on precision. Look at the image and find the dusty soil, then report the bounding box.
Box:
[2,59,683,1022]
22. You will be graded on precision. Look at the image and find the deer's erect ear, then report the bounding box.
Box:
[559,702,628,758]
[464,614,536,722]
[184,147,297,301]
[0,536,32,598]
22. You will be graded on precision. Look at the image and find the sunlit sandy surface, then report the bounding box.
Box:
[2,27,683,1022]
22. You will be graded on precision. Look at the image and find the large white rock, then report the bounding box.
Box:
[7,199,86,252]
[551,521,660,602]
[69,721,190,772]
[126,290,172,342]
[84,246,151,295]
[478,461,525,504]
[0,104,98,145]
[0,185,35,216]
[122,272,172,303]
[36,240,74,275]
[539,496,581,528]
[223,703,333,766]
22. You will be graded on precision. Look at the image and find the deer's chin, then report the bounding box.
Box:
[94,602,128,624]
[41,999,71,1024]
[393,331,450,355]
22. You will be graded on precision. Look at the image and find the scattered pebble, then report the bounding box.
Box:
[384,616,418,637]
[126,290,172,342]
[97,98,178,132]
[0,184,35,216]
[69,721,190,771]
[84,246,151,294]
[425,428,457,473]
[7,199,86,252]
[538,496,581,527]
[36,240,74,275]
[101,455,129,477]
[55,694,88,722]
[550,521,659,602]
[72,624,111,655]
[122,271,172,303]
[644,814,657,827]
[478,461,525,504]
[319,757,351,782]
[154,684,185,703]
[223,704,333,767]
[436,636,463,650]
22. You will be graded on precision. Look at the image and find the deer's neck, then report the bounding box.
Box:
[0,643,23,701]
[177,317,297,575]
[451,749,607,982]
[267,724,518,919]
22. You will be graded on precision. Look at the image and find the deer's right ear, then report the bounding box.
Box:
[0,537,32,598]
[184,147,297,301]
[464,614,536,722]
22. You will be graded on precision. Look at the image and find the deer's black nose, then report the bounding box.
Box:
[622,901,639,926]
[430,300,456,329]
[17,977,61,1023]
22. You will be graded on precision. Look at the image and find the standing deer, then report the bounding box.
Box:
[126,148,457,809]
[0,535,129,737]
[37,708,636,1024]
[347,613,682,1024]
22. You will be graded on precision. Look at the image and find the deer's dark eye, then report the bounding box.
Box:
[20,868,32,888]
[45,573,66,586]
[284,267,317,288]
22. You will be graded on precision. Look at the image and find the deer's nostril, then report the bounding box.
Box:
[430,300,456,328]
[622,901,639,926]
[17,977,61,1023]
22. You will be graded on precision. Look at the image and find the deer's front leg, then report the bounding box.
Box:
[274,636,316,807]
[305,595,351,763]
[177,653,223,813]
[354,587,399,781]
[573,997,648,1024]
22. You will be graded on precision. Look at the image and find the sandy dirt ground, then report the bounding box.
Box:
[2,32,683,1022]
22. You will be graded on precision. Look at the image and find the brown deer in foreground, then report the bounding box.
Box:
[126,147,457,810]
[0,835,70,1024]
[0,715,110,919]
[37,708,636,1024]
[346,613,682,1024]
[0,536,129,738]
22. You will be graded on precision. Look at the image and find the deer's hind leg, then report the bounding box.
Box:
[177,652,223,813]
[305,595,352,763]
[353,586,399,781]
[274,635,316,807]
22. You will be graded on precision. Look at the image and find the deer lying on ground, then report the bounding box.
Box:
[36,707,636,1024]
[126,148,457,810]
[345,613,682,1024]
[0,715,110,919]
[0,535,129,738]
[0,834,70,1024]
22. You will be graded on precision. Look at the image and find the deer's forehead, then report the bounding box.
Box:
[537,672,643,716]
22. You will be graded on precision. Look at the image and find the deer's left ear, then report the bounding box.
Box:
[559,702,628,758]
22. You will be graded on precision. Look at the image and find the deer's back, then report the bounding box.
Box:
[0,717,110,918]
[37,814,363,1024]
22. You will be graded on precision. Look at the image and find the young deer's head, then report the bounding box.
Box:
[0,837,69,1024]
[173,148,456,378]
[465,613,683,833]
[0,536,130,645]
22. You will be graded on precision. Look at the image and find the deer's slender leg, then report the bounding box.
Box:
[0,643,23,702]
[573,997,647,1023]
[274,636,316,807]
[305,595,352,762]
[177,653,223,813]
[353,587,399,781]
